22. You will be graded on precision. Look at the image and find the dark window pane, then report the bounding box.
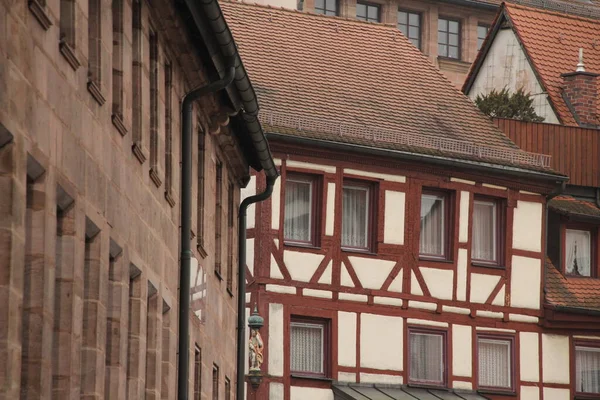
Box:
[409,26,419,40]
[367,5,379,21]
[398,11,407,24]
[409,12,419,26]
[315,0,324,10]
[449,20,459,33]
[356,3,366,19]
[326,0,336,13]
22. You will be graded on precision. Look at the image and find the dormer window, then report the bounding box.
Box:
[565,226,594,277]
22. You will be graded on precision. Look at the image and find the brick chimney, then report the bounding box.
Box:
[561,48,599,126]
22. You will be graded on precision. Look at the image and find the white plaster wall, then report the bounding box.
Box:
[266,284,296,295]
[325,183,335,236]
[420,267,453,300]
[521,386,540,400]
[459,191,469,243]
[341,262,354,287]
[284,250,323,282]
[343,168,406,182]
[338,312,357,367]
[271,177,281,230]
[513,200,543,252]
[468,29,559,124]
[411,270,423,296]
[388,269,403,293]
[349,256,395,290]
[338,372,357,383]
[520,332,539,382]
[374,296,403,306]
[270,255,284,279]
[407,318,448,328]
[443,305,470,314]
[303,289,332,298]
[360,314,403,370]
[452,381,472,390]
[269,382,284,400]
[288,160,336,173]
[450,177,475,185]
[409,301,437,311]
[543,388,570,400]
[542,334,570,384]
[452,325,472,377]
[241,175,256,229]
[456,249,467,301]
[492,284,505,306]
[511,255,541,309]
[290,387,334,400]
[359,373,403,384]
[469,273,500,304]
[510,314,538,323]
[384,191,405,245]
[318,260,332,285]
[339,293,368,302]
[269,304,285,376]
[246,238,255,276]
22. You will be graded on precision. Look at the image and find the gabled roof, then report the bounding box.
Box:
[464,2,600,127]
[221,1,558,173]
[333,383,489,400]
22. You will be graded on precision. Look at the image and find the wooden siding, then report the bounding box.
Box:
[493,118,600,187]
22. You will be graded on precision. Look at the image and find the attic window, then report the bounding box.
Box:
[315,0,338,16]
[438,17,460,59]
[565,227,594,277]
[477,24,489,50]
[356,1,380,23]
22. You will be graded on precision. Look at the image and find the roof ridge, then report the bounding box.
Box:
[506,1,600,23]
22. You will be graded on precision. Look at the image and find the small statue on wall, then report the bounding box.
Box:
[249,328,264,371]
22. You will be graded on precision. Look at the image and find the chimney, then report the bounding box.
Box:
[561,48,599,126]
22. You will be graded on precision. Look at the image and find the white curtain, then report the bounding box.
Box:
[566,229,591,276]
[420,195,445,256]
[472,200,496,262]
[576,346,600,394]
[478,338,511,388]
[290,322,323,374]
[284,179,312,242]
[409,332,443,383]
[342,186,368,248]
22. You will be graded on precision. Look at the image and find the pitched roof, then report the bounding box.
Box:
[546,258,600,311]
[221,1,555,172]
[465,2,600,126]
[333,383,489,400]
[549,195,600,219]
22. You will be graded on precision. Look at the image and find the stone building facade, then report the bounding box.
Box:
[0,0,275,398]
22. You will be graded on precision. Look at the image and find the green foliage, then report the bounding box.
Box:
[474,88,545,122]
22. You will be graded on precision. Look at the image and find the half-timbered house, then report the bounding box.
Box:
[220,2,586,399]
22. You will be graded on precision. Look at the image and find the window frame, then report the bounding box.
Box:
[356,1,381,23]
[574,340,600,397]
[397,9,422,50]
[407,327,448,388]
[471,195,505,268]
[341,179,377,253]
[477,24,490,51]
[438,16,461,60]
[289,316,331,379]
[475,333,515,394]
[283,172,322,248]
[562,222,598,278]
[419,189,453,261]
[314,0,338,16]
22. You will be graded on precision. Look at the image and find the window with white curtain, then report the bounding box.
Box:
[472,199,499,264]
[284,175,314,244]
[420,193,446,258]
[566,229,592,277]
[290,320,327,375]
[576,345,600,394]
[409,330,445,385]
[477,337,512,390]
[342,183,371,250]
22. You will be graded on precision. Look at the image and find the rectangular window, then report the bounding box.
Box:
[314,0,337,16]
[342,181,373,251]
[284,174,319,246]
[197,128,206,254]
[356,1,380,22]
[398,10,421,49]
[477,336,513,391]
[290,318,329,377]
[226,180,234,292]
[408,329,446,386]
[472,197,504,266]
[215,161,223,277]
[420,191,450,259]
[164,62,174,205]
[438,17,460,59]
[88,0,103,99]
[212,364,219,400]
[149,29,161,186]
[194,346,201,399]
[111,0,125,127]
[566,228,593,277]
[576,344,600,395]
[477,24,489,50]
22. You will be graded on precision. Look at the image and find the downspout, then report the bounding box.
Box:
[236,174,278,400]
[178,59,235,400]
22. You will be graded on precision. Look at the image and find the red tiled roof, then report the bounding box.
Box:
[546,258,600,311]
[549,195,600,219]
[221,1,557,171]
[470,3,600,126]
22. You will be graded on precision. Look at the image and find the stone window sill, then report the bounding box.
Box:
[59,40,80,71]
[28,0,52,30]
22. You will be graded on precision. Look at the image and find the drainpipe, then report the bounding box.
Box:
[237,175,278,400]
[178,59,235,400]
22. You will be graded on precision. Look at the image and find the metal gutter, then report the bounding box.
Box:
[266,133,568,183]
[437,0,498,11]
[549,304,600,317]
